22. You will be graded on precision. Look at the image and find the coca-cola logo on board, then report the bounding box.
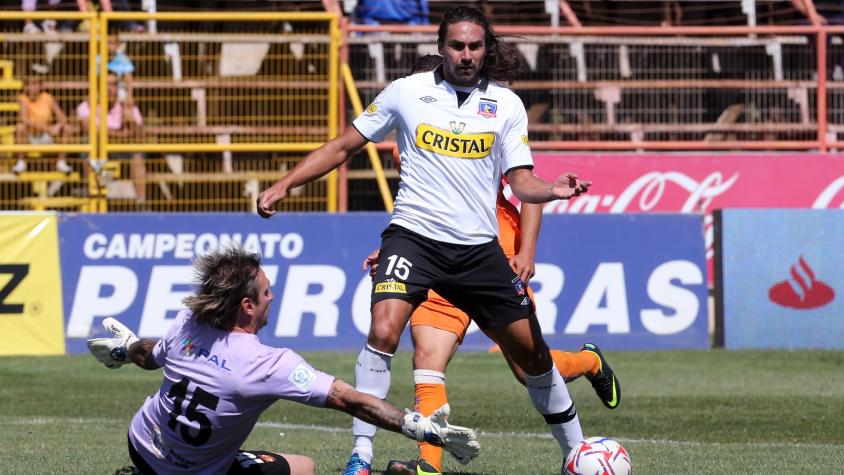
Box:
[544,171,739,214]
[813,176,844,209]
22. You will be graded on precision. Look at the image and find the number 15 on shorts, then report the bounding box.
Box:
[385,255,412,280]
[374,255,412,294]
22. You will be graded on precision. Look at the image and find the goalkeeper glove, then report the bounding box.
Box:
[401,403,480,465]
[87,317,140,369]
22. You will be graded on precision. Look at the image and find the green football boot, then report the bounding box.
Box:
[581,343,621,409]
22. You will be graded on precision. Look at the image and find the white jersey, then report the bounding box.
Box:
[353,69,534,244]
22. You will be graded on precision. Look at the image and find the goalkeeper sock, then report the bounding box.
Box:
[524,363,584,456]
[414,369,447,472]
[551,349,600,380]
[351,344,393,463]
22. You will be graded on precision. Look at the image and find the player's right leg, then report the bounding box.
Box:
[345,225,440,475]
[345,299,414,475]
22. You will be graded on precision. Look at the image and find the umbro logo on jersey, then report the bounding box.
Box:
[419,96,437,103]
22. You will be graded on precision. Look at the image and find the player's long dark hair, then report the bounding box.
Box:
[183,246,261,331]
[437,6,524,84]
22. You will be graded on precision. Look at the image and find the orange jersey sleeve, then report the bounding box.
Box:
[496,186,521,258]
[392,145,400,170]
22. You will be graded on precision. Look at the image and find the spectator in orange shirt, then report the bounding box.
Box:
[13,77,73,174]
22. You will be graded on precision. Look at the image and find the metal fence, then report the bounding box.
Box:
[343,24,830,152]
[0,11,339,212]
[5,12,844,212]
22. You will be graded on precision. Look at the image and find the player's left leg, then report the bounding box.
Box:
[227,450,308,475]
[486,316,584,460]
[496,345,595,384]
[496,342,620,409]
[440,242,583,462]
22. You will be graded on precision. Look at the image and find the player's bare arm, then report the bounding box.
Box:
[324,378,481,463]
[509,202,542,283]
[128,339,161,370]
[324,379,404,431]
[506,167,591,203]
[257,127,369,218]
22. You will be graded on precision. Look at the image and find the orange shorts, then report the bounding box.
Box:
[410,286,536,343]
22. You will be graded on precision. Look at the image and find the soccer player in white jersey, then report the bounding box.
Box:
[86,247,479,475]
[257,6,592,475]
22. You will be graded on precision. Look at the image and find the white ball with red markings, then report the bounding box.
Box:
[565,437,632,475]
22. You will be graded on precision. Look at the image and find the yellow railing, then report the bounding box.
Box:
[1,11,342,213]
[0,12,97,212]
[340,62,393,212]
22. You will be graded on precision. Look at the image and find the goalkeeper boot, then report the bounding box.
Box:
[342,453,371,475]
[581,343,621,409]
[386,459,442,475]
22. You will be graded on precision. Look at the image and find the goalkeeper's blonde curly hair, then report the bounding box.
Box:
[182,246,262,331]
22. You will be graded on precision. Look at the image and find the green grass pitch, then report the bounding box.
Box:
[1,349,842,474]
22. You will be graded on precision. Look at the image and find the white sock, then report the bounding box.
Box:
[351,344,393,464]
[413,368,445,385]
[524,364,584,456]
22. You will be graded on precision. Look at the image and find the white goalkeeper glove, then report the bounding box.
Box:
[401,403,480,465]
[86,317,140,369]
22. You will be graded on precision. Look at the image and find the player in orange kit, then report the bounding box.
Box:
[369,56,621,474]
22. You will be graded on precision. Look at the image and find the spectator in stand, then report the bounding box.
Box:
[79,0,144,32]
[661,0,683,26]
[21,0,67,34]
[99,36,135,121]
[106,36,135,86]
[791,0,844,24]
[20,1,139,33]
[354,0,430,25]
[76,78,147,206]
[13,77,73,174]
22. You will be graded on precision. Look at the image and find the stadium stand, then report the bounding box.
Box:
[1,1,843,211]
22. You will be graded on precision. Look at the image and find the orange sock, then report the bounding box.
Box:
[414,370,447,472]
[551,349,600,380]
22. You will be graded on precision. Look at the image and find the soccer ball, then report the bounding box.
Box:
[565,437,632,475]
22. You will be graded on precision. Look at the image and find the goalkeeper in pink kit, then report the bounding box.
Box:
[87,247,479,475]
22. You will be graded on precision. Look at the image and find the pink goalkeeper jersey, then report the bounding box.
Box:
[128,310,334,474]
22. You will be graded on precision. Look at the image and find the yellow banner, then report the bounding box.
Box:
[0,213,65,355]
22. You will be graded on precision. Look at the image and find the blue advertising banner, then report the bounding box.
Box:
[720,209,844,349]
[59,213,708,353]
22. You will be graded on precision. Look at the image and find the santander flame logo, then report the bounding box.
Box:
[769,256,834,309]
